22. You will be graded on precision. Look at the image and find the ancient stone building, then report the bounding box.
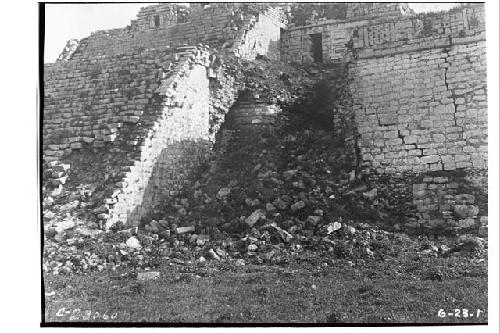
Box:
[43,3,487,235]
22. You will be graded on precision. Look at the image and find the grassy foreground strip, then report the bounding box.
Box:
[44,255,487,324]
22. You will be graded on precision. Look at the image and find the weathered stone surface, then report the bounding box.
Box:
[54,220,76,233]
[457,218,476,228]
[137,271,160,281]
[245,209,266,228]
[326,222,342,234]
[306,216,322,229]
[126,236,142,249]
[453,205,480,218]
[217,188,231,198]
[176,226,196,234]
[41,3,488,277]
[291,200,306,212]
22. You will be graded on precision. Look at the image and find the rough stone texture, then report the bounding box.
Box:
[43,3,487,234]
[351,39,487,174]
[110,63,211,227]
[44,47,216,228]
[43,3,286,229]
[225,100,282,129]
[409,170,487,232]
[346,3,414,19]
[280,3,486,233]
[281,4,485,64]
[69,3,284,61]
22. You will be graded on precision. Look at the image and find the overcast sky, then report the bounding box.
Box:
[44,2,460,63]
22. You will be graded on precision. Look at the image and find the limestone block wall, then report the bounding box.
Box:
[350,38,487,175]
[134,3,190,30]
[110,64,210,227]
[280,4,485,64]
[43,46,223,228]
[44,48,168,162]
[281,19,361,63]
[280,3,487,233]
[346,2,414,19]
[225,100,282,129]
[65,3,283,62]
[44,2,288,229]
[235,7,284,60]
[409,170,488,233]
[346,4,487,233]
[353,6,485,57]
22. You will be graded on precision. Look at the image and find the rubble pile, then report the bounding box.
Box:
[216,52,320,106]
[42,3,488,278]
[42,161,71,204]
[43,124,487,276]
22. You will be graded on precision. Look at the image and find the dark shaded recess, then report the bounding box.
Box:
[285,69,344,132]
[310,33,323,63]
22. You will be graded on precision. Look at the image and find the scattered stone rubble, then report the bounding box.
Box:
[43,122,487,276]
[42,3,488,276]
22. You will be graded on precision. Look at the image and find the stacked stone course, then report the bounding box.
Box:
[280,3,487,233]
[346,3,414,20]
[44,46,218,227]
[43,3,488,235]
[281,4,484,63]
[68,3,283,61]
[225,100,282,129]
[44,3,287,229]
[351,40,487,175]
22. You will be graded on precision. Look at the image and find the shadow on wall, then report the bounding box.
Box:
[125,139,210,227]
[266,39,281,60]
[286,78,334,130]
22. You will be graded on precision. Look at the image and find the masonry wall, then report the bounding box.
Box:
[67,3,283,62]
[110,64,210,227]
[347,4,487,233]
[44,3,288,229]
[346,2,414,19]
[225,99,282,129]
[280,3,487,233]
[235,10,283,60]
[280,4,485,64]
[43,47,220,228]
[350,9,487,174]
[44,48,167,161]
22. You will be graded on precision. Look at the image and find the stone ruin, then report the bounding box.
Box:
[43,3,487,240]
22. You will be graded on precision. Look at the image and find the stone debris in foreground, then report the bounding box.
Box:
[41,3,487,276]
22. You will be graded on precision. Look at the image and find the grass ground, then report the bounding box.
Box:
[43,254,487,324]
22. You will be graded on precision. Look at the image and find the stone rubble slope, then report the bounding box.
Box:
[42,61,487,275]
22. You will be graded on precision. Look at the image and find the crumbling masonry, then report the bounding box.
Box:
[43,3,487,236]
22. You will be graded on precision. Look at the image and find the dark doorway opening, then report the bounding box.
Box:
[310,33,323,63]
[154,15,160,28]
